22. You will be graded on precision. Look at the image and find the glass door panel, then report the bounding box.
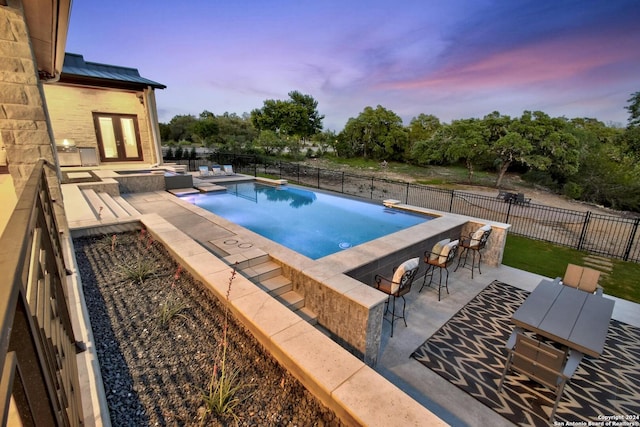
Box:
[120,118,140,158]
[98,117,118,159]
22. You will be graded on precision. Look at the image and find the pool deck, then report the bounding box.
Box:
[61,176,640,427]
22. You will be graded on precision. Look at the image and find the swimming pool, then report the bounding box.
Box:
[181,182,432,259]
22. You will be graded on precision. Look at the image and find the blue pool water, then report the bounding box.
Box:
[182,182,431,259]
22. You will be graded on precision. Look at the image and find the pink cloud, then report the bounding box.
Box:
[386,31,637,92]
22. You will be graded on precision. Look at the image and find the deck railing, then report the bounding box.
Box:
[0,160,84,426]
[174,156,640,263]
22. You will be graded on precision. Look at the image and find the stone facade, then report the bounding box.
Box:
[0,2,59,196]
[43,84,161,166]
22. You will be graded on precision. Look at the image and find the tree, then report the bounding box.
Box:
[490,113,552,188]
[250,91,324,140]
[491,131,533,187]
[166,114,198,143]
[339,105,407,160]
[215,112,257,153]
[438,118,488,183]
[625,91,640,128]
[255,130,287,156]
[511,111,580,186]
[407,114,442,163]
[408,114,442,143]
[288,90,324,138]
[191,111,219,148]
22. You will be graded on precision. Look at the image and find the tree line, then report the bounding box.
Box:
[159,91,640,212]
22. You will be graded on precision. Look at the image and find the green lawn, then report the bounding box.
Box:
[503,235,640,303]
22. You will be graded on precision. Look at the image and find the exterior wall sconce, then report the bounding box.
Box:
[137,93,144,105]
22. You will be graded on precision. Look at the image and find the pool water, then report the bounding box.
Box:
[182,182,431,259]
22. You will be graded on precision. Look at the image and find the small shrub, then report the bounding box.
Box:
[563,181,583,200]
[119,255,156,285]
[202,265,254,423]
[158,293,189,328]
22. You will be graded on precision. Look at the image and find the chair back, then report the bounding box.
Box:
[439,241,459,266]
[396,264,419,297]
[468,225,492,249]
[563,264,600,293]
[511,333,568,390]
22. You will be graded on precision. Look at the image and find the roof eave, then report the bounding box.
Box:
[58,74,167,91]
[23,0,73,80]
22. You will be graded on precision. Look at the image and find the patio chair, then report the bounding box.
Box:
[420,239,459,301]
[455,225,491,279]
[498,332,580,422]
[374,257,420,337]
[556,264,603,295]
[211,165,223,176]
[223,164,235,175]
[198,165,210,176]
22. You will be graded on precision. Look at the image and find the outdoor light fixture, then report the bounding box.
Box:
[61,138,76,148]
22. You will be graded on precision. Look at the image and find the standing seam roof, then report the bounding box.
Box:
[61,53,166,89]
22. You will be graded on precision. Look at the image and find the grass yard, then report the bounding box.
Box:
[503,234,640,303]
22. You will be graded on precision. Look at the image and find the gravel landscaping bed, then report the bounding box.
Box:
[75,230,342,426]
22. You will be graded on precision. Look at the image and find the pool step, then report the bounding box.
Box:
[80,189,141,220]
[240,260,282,282]
[261,275,292,296]
[275,290,304,311]
[236,257,317,325]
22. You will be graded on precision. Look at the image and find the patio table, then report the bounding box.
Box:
[510,279,615,358]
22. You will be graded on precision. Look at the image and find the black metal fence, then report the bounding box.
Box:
[173,156,640,263]
[0,160,84,426]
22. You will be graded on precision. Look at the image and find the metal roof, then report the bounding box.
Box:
[61,53,166,89]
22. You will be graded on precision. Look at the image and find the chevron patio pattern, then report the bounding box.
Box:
[411,281,640,426]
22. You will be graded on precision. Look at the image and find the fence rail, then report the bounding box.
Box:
[175,156,640,263]
[0,160,84,426]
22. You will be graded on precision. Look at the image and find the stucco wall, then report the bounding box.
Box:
[43,84,159,165]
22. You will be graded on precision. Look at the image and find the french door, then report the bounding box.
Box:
[93,113,143,162]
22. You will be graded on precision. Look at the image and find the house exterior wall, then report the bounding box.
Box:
[43,83,160,165]
[0,1,60,197]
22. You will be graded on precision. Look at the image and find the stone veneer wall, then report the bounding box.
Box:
[43,84,159,165]
[0,1,66,224]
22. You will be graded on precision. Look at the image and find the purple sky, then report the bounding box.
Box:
[65,0,640,131]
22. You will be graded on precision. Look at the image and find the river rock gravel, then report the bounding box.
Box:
[74,231,343,426]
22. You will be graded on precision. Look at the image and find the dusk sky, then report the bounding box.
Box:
[65,1,640,131]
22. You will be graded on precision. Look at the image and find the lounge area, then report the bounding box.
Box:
[378,261,639,427]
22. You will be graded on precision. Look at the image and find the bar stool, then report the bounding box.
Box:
[455,225,491,279]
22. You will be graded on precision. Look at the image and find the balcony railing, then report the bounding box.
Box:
[0,160,84,426]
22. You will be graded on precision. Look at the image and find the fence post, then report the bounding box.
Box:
[577,211,591,251]
[297,164,300,183]
[370,177,374,199]
[505,198,513,224]
[623,217,640,261]
[341,172,344,193]
[449,190,455,212]
[405,182,410,204]
[317,167,320,188]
